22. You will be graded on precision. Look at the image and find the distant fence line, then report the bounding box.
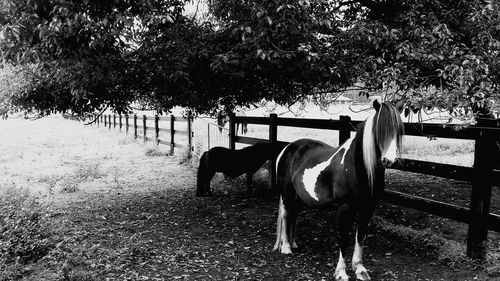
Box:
[227,113,500,260]
[91,113,228,155]
[95,113,193,155]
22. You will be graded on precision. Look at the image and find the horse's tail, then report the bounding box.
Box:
[196,152,208,196]
[272,196,284,252]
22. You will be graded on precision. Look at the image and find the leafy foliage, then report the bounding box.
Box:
[354,0,500,119]
[1,0,499,119]
[1,0,185,115]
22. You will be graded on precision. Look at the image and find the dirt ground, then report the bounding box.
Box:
[1,117,498,280]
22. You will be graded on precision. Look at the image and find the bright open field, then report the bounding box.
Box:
[0,116,498,280]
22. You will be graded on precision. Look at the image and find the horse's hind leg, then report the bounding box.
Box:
[335,203,355,281]
[272,196,292,254]
[351,205,375,281]
[205,170,215,196]
[287,207,300,249]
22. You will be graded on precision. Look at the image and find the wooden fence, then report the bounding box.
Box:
[227,113,500,260]
[96,113,193,155]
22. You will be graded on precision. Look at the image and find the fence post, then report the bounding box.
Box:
[143,115,147,141]
[97,114,100,127]
[268,113,278,192]
[134,114,138,139]
[108,115,112,129]
[119,114,122,131]
[170,115,175,155]
[339,115,351,144]
[229,112,236,150]
[187,111,193,153]
[155,115,159,145]
[104,114,107,127]
[113,114,116,128]
[125,114,129,134]
[467,120,496,259]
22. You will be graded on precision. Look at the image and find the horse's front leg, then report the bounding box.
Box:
[351,204,375,281]
[335,204,355,281]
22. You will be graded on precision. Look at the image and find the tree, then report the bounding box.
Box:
[349,0,500,121]
[1,0,499,121]
[1,0,185,116]
[205,0,499,120]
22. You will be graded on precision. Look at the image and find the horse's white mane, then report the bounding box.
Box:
[362,113,377,190]
[361,103,404,193]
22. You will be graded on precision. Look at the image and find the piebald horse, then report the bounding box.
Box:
[273,100,404,281]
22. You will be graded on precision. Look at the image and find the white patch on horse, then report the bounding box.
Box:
[382,137,398,164]
[352,231,363,266]
[278,196,292,254]
[352,231,371,280]
[275,143,292,174]
[302,140,352,201]
[340,138,353,164]
[335,250,349,281]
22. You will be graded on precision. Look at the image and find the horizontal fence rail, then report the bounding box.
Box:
[95,113,193,156]
[228,113,500,260]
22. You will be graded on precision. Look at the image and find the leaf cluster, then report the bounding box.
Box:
[1,0,499,119]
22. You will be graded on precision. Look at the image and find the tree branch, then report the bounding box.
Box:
[84,105,109,126]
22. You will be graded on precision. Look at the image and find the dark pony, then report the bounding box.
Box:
[273,100,404,281]
[217,111,248,135]
[197,142,287,196]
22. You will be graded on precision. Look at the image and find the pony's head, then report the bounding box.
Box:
[216,111,229,133]
[362,99,405,185]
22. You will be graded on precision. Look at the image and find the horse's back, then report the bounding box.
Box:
[278,139,333,168]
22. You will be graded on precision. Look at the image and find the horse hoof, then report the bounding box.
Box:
[280,244,292,254]
[334,272,349,281]
[355,270,370,280]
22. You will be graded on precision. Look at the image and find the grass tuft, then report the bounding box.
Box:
[59,178,80,194]
[0,185,56,279]
[57,161,103,194]
[178,148,196,166]
[117,136,137,145]
[37,175,61,194]
[144,144,170,157]
[73,161,102,181]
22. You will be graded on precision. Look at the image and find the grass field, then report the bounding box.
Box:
[0,116,497,280]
